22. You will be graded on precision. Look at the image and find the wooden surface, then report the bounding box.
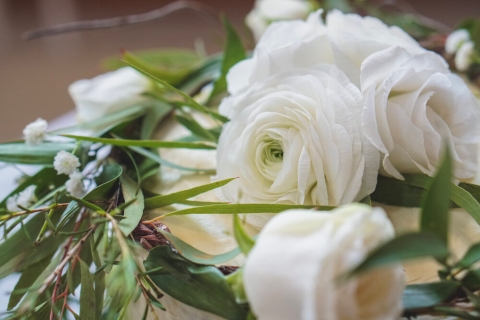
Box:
[0,0,479,142]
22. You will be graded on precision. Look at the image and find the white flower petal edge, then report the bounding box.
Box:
[69,67,152,122]
[445,29,470,55]
[23,118,48,146]
[246,0,315,41]
[244,204,405,320]
[361,46,480,180]
[216,65,379,227]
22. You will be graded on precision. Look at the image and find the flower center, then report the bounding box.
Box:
[264,140,284,164]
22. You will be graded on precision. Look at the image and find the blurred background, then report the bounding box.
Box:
[0,0,479,142]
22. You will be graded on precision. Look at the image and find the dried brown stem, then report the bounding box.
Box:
[23,0,219,40]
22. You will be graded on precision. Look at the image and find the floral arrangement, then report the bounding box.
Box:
[3,0,480,319]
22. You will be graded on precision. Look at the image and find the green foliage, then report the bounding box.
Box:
[79,259,96,320]
[420,148,452,244]
[225,268,248,304]
[403,281,459,310]
[457,18,480,52]
[144,245,246,320]
[210,17,246,98]
[233,215,255,256]
[118,174,144,236]
[144,177,236,209]
[0,142,75,165]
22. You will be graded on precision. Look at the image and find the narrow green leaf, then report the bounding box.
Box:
[144,245,246,320]
[69,196,106,214]
[370,175,425,207]
[233,215,255,255]
[157,229,240,265]
[350,233,449,276]
[79,259,96,320]
[62,134,216,150]
[451,184,480,225]
[175,113,217,142]
[178,54,222,95]
[210,17,246,98]
[420,149,452,244]
[141,101,172,140]
[403,281,458,310]
[144,178,236,209]
[163,203,330,217]
[128,145,215,173]
[122,58,228,122]
[0,142,75,165]
[457,242,480,268]
[119,175,145,236]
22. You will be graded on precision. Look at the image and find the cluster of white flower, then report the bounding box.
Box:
[23,118,48,146]
[445,29,477,71]
[6,185,37,212]
[53,151,85,197]
[214,8,480,319]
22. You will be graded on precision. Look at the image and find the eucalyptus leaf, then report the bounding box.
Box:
[210,17,246,98]
[62,134,216,150]
[450,184,480,225]
[79,259,96,320]
[0,142,75,165]
[403,281,459,310]
[144,245,246,320]
[144,178,235,209]
[349,233,449,276]
[233,215,255,255]
[420,149,452,244]
[457,242,480,268]
[164,203,330,217]
[119,174,144,236]
[157,229,240,265]
[370,175,425,207]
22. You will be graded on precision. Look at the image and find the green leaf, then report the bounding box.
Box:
[144,178,236,209]
[462,269,480,290]
[7,254,53,310]
[457,242,480,268]
[163,203,331,217]
[370,175,425,207]
[79,259,96,320]
[233,215,255,255]
[349,233,449,276]
[140,101,172,140]
[175,112,218,142]
[225,268,248,304]
[128,145,215,173]
[403,281,459,310]
[420,149,452,244]
[178,54,222,95]
[144,245,246,320]
[119,174,144,236]
[0,167,68,209]
[62,134,216,150]
[120,50,202,86]
[157,229,240,265]
[450,184,480,225]
[0,142,75,165]
[69,196,106,214]
[210,17,246,98]
[123,58,228,123]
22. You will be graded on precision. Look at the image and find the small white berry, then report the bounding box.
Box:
[65,170,85,197]
[455,40,475,72]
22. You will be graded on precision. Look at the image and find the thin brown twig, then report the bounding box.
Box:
[23,0,219,40]
[136,275,160,320]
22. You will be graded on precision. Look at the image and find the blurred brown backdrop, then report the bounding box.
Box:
[0,0,479,142]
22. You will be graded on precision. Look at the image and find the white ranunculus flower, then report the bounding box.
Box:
[243,204,405,320]
[228,10,332,96]
[361,46,480,180]
[216,65,379,226]
[445,29,470,55]
[69,67,152,122]
[455,40,475,72]
[229,9,424,96]
[246,0,316,42]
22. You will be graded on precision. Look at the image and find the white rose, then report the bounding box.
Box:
[455,40,475,72]
[243,204,405,320]
[445,29,470,55]
[229,9,424,96]
[246,0,316,42]
[69,67,152,122]
[361,46,480,180]
[216,65,379,226]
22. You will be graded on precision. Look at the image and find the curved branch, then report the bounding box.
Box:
[23,0,220,40]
